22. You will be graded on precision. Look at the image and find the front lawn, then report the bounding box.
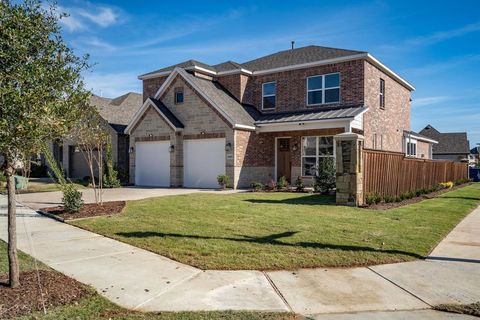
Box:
[72,184,480,270]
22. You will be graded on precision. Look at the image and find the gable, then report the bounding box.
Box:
[130,105,174,137]
[159,77,232,135]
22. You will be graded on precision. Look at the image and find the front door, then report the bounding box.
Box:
[276,138,291,182]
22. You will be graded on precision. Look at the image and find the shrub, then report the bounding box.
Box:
[266,179,277,191]
[440,181,454,189]
[277,176,289,190]
[217,174,230,189]
[294,176,305,192]
[103,142,121,188]
[313,157,336,194]
[454,178,470,186]
[383,194,395,203]
[250,181,264,192]
[365,192,382,205]
[62,184,84,213]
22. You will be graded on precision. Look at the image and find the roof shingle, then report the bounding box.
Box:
[91,92,142,133]
[419,125,470,154]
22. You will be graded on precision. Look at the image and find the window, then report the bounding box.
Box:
[406,139,417,157]
[307,73,340,106]
[174,88,184,104]
[262,82,276,110]
[301,136,335,176]
[379,78,385,109]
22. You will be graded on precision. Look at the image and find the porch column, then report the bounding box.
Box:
[334,133,364,206]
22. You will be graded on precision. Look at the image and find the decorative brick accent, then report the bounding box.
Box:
[135,135,170,142]
[183,132,226,140]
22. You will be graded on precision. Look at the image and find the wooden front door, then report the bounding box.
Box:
[276,138,291,182]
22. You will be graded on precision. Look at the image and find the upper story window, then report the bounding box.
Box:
[174,87,184,104]
[262,82,276,110]
[307,73,340,106]
[379,78,385,109]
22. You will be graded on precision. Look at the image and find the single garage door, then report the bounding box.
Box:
[184,138,226,188]
[135,141,170,187]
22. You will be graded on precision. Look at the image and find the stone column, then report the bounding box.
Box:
[334,133,364,206]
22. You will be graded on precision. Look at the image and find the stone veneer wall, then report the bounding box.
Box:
[363,61,411,153]
[130,76,237,186]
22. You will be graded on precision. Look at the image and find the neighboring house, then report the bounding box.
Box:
[469,146,479,166]
[125,45,436,189]
[419,125,470,162]
[52,92,142,179]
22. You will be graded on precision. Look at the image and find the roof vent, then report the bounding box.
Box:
[291,41,295,50]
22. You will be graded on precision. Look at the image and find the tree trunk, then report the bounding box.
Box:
[5,164,20,288]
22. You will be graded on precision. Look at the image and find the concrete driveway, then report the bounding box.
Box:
[15,186,243,210]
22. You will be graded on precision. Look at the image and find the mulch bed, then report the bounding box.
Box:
[0,270,91,319]
[42,201,126,220]
[364,183,472,210]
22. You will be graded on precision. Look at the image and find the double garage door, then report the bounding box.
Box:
[135,138,225,188]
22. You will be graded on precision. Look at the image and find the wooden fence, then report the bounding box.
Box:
[363,149,468,196]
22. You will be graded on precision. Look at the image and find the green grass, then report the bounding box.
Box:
[0,181,87,194]
[0,241,297,320]
[71,184,480,270]
[434,302,480,317]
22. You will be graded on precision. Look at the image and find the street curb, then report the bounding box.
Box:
[36,209,65,223]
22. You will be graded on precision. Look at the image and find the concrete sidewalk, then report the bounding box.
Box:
[16,186,243,210]
[1,195,479,317]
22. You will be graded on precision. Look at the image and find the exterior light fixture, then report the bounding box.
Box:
[292,144,298,151]
[225,142,232,152]
[169,144,175,153]
[200,130,206,135]
[129,147,134,154]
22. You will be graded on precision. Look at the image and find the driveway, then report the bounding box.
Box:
[1,195,479,317]
[14,186,244,210]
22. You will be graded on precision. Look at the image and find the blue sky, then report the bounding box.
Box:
[56,0,480,147]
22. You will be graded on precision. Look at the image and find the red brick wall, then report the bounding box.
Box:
[235,128,345,167]
[236,60,364,112]
[363,60,411,152]
[143,76,168,101]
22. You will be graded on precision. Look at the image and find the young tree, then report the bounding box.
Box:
[69,104,110,204]
[0,1,90,287]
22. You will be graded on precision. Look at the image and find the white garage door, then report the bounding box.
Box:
[184,138,226,188]
[135,141,170,187]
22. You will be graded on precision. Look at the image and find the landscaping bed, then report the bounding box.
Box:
[71,184,480,270]
[0,270,92,319]
[42,201,125,221]
[365,182,473,210]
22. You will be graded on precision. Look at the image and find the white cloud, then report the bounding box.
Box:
[412,96,451,107]
[77,7,118,27]
[407,22,480,46]
[58,4,121,33]
[83,71,141,98]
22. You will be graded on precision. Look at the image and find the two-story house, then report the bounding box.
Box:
[125,45,436,188]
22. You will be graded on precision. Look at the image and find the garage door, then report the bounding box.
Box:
[184,138,226,188]
[135,141,170,187]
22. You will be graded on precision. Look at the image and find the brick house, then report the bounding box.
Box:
[125,45,436,188]
[420,125,470,162]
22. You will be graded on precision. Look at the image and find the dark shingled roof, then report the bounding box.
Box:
[91,92,142,133]
[420,125,470,154]
[254,105,365,124]
[141,45,366,76]
[471,147,479,155]
[241,45,365,72]
[181,71,256,127]
[140,59,216,78]
[149,98,184,129]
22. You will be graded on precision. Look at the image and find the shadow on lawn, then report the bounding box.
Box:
[244,194,335,205]
[116,230,422,259]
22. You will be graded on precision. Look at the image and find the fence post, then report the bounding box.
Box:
[334,133,364,206]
